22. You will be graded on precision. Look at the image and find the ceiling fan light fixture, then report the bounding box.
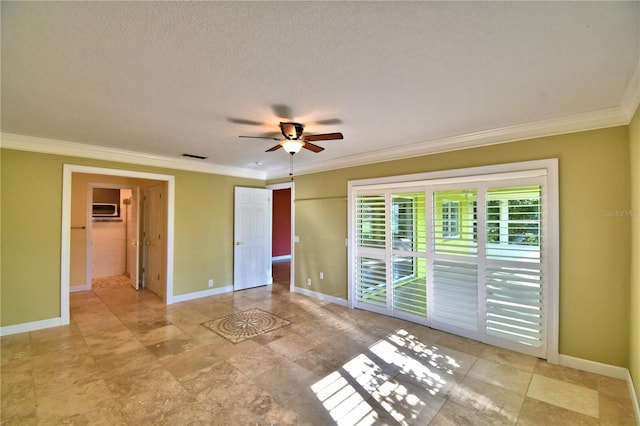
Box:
[282,140,303,154]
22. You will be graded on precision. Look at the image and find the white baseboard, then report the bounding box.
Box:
[168,285,233,304]
[272,255,291,261]
[558,354,629,380]
[0,317,63,337]
[292,286,348,307]
[626,370,640,426]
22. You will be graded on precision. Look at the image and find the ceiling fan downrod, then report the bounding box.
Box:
[289,155,294,181]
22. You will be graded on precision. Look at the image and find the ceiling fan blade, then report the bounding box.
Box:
[303,132,343,142]
[309,118,343,126]
[239,135,280,141]
[227,117,265,126]
[266,144,282,152]
[302,141,324,153]
[271,104,293,119]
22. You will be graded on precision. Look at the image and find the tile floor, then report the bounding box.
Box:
[1,261,637,425]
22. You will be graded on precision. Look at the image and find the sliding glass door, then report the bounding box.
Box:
[351,170,552,358]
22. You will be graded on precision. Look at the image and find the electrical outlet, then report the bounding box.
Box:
[208,279,214,287]
[320,272,324,280]
[306,278,311,286]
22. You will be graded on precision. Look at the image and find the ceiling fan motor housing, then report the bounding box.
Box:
[280,122,305,140]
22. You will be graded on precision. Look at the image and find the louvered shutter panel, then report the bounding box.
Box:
[355,195,388,310]
[431,190,479,336]
[484,186,544,351]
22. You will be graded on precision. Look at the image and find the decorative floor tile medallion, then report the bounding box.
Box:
[202,308,290,344]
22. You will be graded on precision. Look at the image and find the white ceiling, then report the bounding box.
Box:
[2,1,639,179]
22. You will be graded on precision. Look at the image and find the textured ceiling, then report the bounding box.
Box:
[2,1,639,178]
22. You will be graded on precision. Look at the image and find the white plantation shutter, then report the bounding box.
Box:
[484,186,544,353]
[430,189,479,337]
[349,161,556,360]
[432,259,478,333]
[485,265,542,346]
[390,193,427,319]
[355,195,388,311]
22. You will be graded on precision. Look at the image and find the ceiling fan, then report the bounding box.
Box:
[239,122,343,155]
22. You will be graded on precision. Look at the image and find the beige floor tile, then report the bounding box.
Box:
[517,397,599,425]
[145,335,200,361]
[3,269,633,425]
[373,376,448,424]
[105,366,196,424]
[35,378,116,421]
[533,359,600,390]
[1,369,37,425]
[93,346,160,377]
[598,374,633,398]
[449,375,524,424]
[527,373,599,418]
[435,333,489,357]
[178,361,242,401]
[467,358,533,395]
[227,344,287,378]
[253,358,320,403]
[178,360,282,424]
[430,400,514,426]
[37,406,128,426]
[208,335,263,358]
[162,343,223,380]
[403,322,447,345]
[480,345,538,372]
[153,401,220,426]
[266,331,318,358]
[0,332,31,359]
[293,344,346,376]
[598,391,637,425]
[250,323,293,345]
[33,355,102,398]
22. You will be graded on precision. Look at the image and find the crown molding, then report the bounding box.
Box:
[621,56,640,121]
[0,133,266,180]
[267,102,635,179]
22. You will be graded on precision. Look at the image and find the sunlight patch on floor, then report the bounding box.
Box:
[312,328,466,425]
[311,371,379,426]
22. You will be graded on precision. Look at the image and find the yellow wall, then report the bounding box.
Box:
[629,105,640,401]
[281,126,631,367]
[0,149,262,326]
[1,123,634,369]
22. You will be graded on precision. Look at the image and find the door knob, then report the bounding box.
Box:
[235,241,242,246]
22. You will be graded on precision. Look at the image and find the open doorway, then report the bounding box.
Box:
[87,184,140,292]
[268,182,294,293]
[70,175,168,301]
[61,165,175,325]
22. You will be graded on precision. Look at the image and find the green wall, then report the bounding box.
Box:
[629,105,640,401]
[1,122,635,371]
[0,149,262,326]
[283,126,631,367]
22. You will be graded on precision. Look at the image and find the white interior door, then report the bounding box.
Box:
[234,187,272,291]
[127,187,141,290]
[143,183,165,299]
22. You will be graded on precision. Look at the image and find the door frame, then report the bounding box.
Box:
[61,164,176,324]
[267,182,295,292]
